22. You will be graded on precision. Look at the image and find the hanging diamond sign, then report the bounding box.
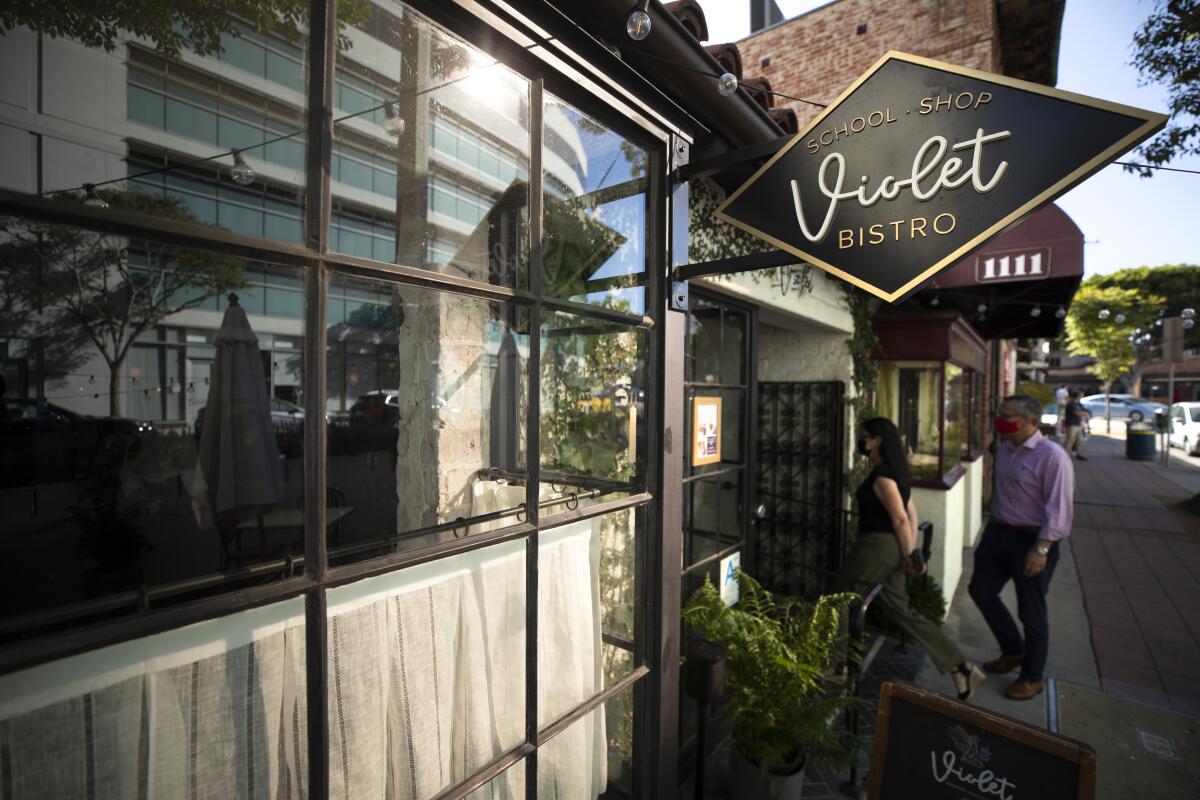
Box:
[714,51,1165,302]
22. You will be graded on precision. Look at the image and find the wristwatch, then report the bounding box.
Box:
[1035,543,1051,556]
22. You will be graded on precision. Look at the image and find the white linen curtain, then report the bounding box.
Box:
[0,599,307,799]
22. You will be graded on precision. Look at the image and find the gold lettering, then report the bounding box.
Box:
[910,217,928,238]
[868,224,884,245]
[975,91,992,109]
[858,226,864,246]
[851,116,867,132]
[955,92,973,109]
[889,220,904,239]
[868,110,885,126]
[919,98,933,115]
[935,95,952,112]
[834,123,849,139]
[839,229,854,249]
[886,107,897,123]
[819,130,834,146]
[933,212,957,234]
[807,139,819,154]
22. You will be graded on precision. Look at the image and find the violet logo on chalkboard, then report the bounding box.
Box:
[934,725,1014,799]
[714,51,1165,302]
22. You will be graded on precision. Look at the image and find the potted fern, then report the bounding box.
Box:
[683,569,858,800]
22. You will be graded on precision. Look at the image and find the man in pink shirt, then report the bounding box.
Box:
[969,395,1075,701]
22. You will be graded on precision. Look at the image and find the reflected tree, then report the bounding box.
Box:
[0,191,246,416]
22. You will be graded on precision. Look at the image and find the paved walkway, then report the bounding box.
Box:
[1070,430,1200,715]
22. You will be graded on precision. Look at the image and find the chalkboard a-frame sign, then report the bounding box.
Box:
[868,681,1096,800]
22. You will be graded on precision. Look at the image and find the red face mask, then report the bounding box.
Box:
[994,416,1021,435]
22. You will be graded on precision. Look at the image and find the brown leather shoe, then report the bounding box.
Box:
[1004,679,1045,701]
[984,654,1024,674]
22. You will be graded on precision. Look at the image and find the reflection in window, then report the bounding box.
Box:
[898,366,941,480]
[334,2,531,287]
[536,682,636,798]
[0,217,306,635]
[944,364,964,466]
[326,276,530,565]
[541,311,646,487]
[543,95,649,314]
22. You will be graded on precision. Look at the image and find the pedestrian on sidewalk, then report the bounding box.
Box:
[1055,384,1069,438]
[970,395,1075,701]
[835,417,986,702]
[1063,390,1090,460]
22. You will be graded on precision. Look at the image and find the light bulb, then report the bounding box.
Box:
[1055,306,1066,319]
[626,8,651,40]
[718,72,739,96]
[1030,306,1042,318]
[1155,319,1163,327]
[82,183,109,208]
[1183,307,1196,319]
[1133,327,1142,335]
[1114,312,1126,324]
[229,150,256,186]
[977,303,987,314]
[930,296,940,307]
[1185,318,1196,329]
[1098,309,1110,320]
[383,101,406,136]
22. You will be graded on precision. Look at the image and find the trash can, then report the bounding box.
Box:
[1126,422,1157,461]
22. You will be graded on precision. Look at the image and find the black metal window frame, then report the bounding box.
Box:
[0,1,686,797]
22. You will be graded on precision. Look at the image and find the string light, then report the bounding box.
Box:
[717,73,739,96]
[1184,308,1196,319]
[1055,306,1066,319]
[82,184,109,208]
[229,150,256,186]
[1098,309,1110,320]
[1186,318,1196,330]
[626,2,651,40]
[930,296,940,307]
[383,101,406,137]
[1114,312,1126,324]
[977,303,987,315]
[1030,306,1042,318]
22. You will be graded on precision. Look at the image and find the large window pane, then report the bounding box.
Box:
[543,95,649,315]
[538,507,640,729]
[898,365,942,480]
[0,217,307,638]
[944,363,965,468]
[0,599,306,798]
[540,311,646,488]
[537,681,637,798]
[326,276,530,566]
[334,2,531,286]
[2,8,307,242]
[326,540,525,799]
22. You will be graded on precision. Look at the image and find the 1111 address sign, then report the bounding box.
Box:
[714,51,1166,302]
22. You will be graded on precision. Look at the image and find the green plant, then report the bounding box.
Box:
[843,285,880,517]
[1015,381,1055,406]
[682,569,859,775]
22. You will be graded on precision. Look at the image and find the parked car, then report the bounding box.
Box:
[1041,403,1059,428]
[1167,402,1200,455]
[1,399,154,487]
[1079,394,1166,422]
[194,396,306,456]
[348,390,401,452]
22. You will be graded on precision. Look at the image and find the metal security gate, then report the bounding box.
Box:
[755,381,847,598]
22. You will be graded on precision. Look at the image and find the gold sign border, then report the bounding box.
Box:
[712,50,1168,303]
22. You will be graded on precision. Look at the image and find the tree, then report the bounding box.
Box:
[0,0,370,59]
[1086,264,1200,349]
[1127,0,1200,175]
[0,190,246,416]
[1065,283,1164,427]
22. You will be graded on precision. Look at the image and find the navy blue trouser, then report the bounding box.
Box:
[968,521,1061,682]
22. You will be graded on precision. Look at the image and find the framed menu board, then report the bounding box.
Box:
[868,680,1095,800]
[691,396,722,466]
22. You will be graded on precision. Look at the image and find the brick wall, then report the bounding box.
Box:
[737,0,1001,130]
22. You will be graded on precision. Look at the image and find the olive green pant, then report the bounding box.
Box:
[834,533,965,673]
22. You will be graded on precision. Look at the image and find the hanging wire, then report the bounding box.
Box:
[618,47,828,108]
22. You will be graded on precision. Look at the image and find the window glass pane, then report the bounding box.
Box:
[538,506,639,728]
[944,364,964,469]
[898,365,942,479]
[334,2,530,287]
[326,540,525,798]
[5,10,308,243]
[326,276,529,566]
[0,599,306,797]
[543,95,649,315]
[265,50,305,93]
[537,681,637,798]
[540,311,646,487]
[687,296,721,384]
[0,217,306,638]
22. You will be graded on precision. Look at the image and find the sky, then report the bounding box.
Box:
[700,0,1198,277]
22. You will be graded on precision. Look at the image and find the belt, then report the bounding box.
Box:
[994,521,1041,534]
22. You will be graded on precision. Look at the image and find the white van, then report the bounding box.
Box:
[1167,403,1200,455]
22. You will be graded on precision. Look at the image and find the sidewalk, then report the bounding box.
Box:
[1069,430,1200,715]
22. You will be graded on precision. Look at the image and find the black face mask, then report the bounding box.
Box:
[856,438,872,457]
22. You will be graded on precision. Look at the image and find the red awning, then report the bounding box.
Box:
[918,203,1084,339]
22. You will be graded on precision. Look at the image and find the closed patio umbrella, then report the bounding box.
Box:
[191,294,283,530]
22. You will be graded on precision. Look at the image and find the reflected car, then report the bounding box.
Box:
[349,390,401,428]
[1,399,154,487]
[1079,394,1165,422]
[1167,402,1200,455]
[1041,403,1059,427]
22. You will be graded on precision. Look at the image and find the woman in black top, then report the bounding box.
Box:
[834,417,985,701]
